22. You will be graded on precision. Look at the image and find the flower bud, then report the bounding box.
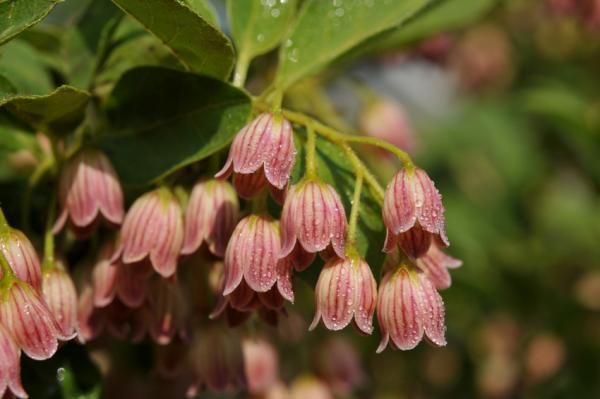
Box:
[114,188,184,277]
[216,113,296,195]
[222,215,281,295]
[280,180,347,260]
[182,179,239,257]
[0,323,27,399]
[243,337,279,395]
[42,262,78,340]
[310,257,377,334]
[376,265,446,352]
[0,228,41,292]
[189,326,246,392]
[53,149,124,234]
[415,244,462,290]
[0,280,62,360]
[383,168,447,258]
[359,99,416,153]
[92,240,119,307]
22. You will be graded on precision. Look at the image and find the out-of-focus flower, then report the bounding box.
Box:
[189,326,246,392]
[359,98,416,153]
[115,261,151,308]
[289,375,333,399]
[0,323,27,399]
[222,215,288,295]
[92,240,119,308]
[280,180,347,259]
[148,278,188,345]
[154,341,188,379]
[77,283,106,343]
[53,149,124,235]
[41,261,78,340]
[524,333,566,383]
[182,179,239,257]
[114,187,184,277]
[243,337,279,395]
[383,167,447,258]
[377,265,446,352]
[310,257,377,334]
[415,244,462,290]
[0,279,64,360]
[314,337,365,395]
[216,113,296,197]
[574,271,600,311]
[0,222,41,292]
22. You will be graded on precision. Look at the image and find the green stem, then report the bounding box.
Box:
[42,194,57,270]
[233,53,251,88]
[346,169,363,256]
[305,125,317,179]
[21,156,53,231]
[0,207,8,231]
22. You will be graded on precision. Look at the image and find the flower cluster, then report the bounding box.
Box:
[1,109,461,397]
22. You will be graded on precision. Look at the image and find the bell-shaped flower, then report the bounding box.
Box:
[77,283,106,343]
[115,261,152,309]
[41,261,78,340]
[376,264,446,352]
[0,279,63,360]
[182,179,239,257]
[310,257,377,334]
[148,278,188,345]
[383,167,448,258]
[91,240,119,307]
[222,215,283,295]
[280,180,347,260]
[0,323,27,399]
[113,188,184,277]
[0,228,41,292]
[216,113,296,196]
[53,149,124,234]
[242,337,279,395]
[415,244,462,290]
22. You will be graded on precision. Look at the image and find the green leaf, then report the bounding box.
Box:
[0,40,53,95]
[276,0,432,89]
[182,0,218,26]
[0,0,62,45]
[228,0,297,61]
[368,0,498,52]
[111,0,235,80]
[293,132,385,284]
[0,85,90,135]
[98,66,251,186]
[0,74,17,101]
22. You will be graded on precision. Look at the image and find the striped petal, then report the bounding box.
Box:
[42,266,78,340]
[242,217,279,293]
[418,273,447,346]
[223,218,250,295]
[0,323,27,399]
[310,258,355,331]
[0,229,42,291]
[263,116,296,189]
[353,259,377,335]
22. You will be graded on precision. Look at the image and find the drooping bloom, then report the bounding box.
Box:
[280,180,347,260]
[242,337,279,395]
[215,113,296,196]
[42,262,78,340]
[0,323,27,399]
[222,215,286,295]
[0,227,42,291]
[359,98,416,153]
[383,167,448,258]
[77,283,106,343]
[0,279,64,360]
[148,278,188,345]
[310,257,377,334]
[182,179,239,257]
[376,265,446,352]
[91,240,119,307]
[53,149,124,234]
[415,244,462,290]
[113,187,184,277]
[189,326,246,392]
[115,261,152,308]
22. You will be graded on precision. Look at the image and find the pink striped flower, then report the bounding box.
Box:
[77,283,106,343]
[222,215,285,295]
[0,228,41,292]
[53,149,124,235]
[280,180,347,260]
[0,323,27,399]
[0,279,64,360]
[41,262,78,340]
[216,113,296,196]
[310,257,377,334]
[376,265,446,352]
[243,337,279,395]
[383,168,448,258]
[415,244,462,290]
[91,240,119,308]
[182,179,239,257]
[113,188,184,278]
